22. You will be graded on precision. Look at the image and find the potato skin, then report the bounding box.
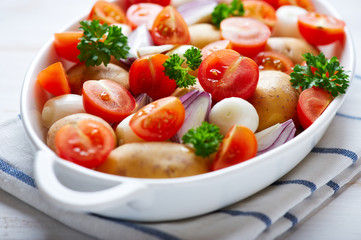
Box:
[67,63,129,94]
[47,113,116,151]
[96,142,211,178]
[248,70,299,132]
[189,23,221,49]
[266,37,319,64]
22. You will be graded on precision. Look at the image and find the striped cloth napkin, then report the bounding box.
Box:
[0,74,361,239]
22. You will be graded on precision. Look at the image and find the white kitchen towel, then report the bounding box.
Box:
[1,74,361,240]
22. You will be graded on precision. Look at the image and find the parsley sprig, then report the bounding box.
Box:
[163,47,202,88]
[77,20,130,67]
[182,122,223,158]
[290,53,350,97]
[211,0,245,28]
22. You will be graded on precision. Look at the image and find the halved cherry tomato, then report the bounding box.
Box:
[55,119,115,168]
[243,0,277,30]
[53,32,82,63]
[253,51,294,74]
[37,62,70,96]
[130,96,185,141]
[88,1,127,25]
[198,49,259,102]
[298,12,345,46]
[82,80,136,123]
[126,3,163,29]
[220,17,271,57]
[297,87,333,129]
[201,40,232,60]
[151,6,190,45]
[129,54,177,100]
[212,125,257,171]
[277,0,315,11]
[125,0,170,8]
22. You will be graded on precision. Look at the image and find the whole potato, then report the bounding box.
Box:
[189,23,221,49]
[266,37,319,64]
[67,63,129,94]
[96,142,211,178]
[47,113,116,151]
[248,70,299,132]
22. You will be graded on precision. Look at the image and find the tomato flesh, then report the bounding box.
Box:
[88,0,127,24]
[54,32,82,63]
[201,40,232,60]
[55,119,115,168]
[252,51,294,74]
[37,62,70,96]
[82,80,136,123]
[126,3,163,29]
[297,87,333,129]
[212,125,257,171]
[220,17,271,57]
[277,0,315,11]
[151,6,190,45]
[243,0,277,30]
[298,12,345,46]
[198,49,259,102]
[130,96,185,141]
[129,54,177,100]
[125,0,170,8]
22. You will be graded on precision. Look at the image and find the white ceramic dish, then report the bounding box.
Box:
[20,0,355,222]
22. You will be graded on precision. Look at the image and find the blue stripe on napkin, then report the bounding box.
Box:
[312,147,358,163]
[219,210,272,228]
[336,112,361,121]
[326,180,340,194]
[283,212,298,226]
[272,180,317,192]
[0,158,36,187]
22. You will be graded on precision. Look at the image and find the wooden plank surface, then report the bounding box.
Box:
[0,0,361,239]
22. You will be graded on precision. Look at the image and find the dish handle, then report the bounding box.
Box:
[34,150,147,212]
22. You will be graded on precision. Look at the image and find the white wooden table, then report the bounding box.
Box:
[1,0,361,239]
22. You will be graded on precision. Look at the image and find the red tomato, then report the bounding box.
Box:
[252,51,294,74]
[220,17,271,57]
[130,96,185,141]
[82,80,136,123]
[277,0,315,11]
[125,0,170,8]
[53,32,82,63]
[126,3,163,29]
[243,0,277,29]
[37,62,70,96]
[151,6,190,45]
[298,12,345,46]
[212,125,257,171]
[297,87,333,129]
[198,49,259,102]
[129,54,177,100]
[55,119,115,168]
[88,1,128,24]
[201,40,232,60]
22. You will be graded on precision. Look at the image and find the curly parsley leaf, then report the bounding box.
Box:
[77,20,130,67]
[211,0,244,28]
[290,52,350,97]
[182,122,224,158]
[163,47,202,88]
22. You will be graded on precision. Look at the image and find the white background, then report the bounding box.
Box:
[0,0,361,239]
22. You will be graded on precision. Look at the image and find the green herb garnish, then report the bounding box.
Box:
[182,122,224,158]
[77,20,129,67]
[211,0,245,28]
[290,52,350,97]
[163,47,202,88]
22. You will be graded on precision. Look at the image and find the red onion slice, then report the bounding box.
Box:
[177,0,218,25]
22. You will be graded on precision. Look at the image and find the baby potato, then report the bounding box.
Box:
[248,70,299,132]
[189,23,221,49]
[115,114,145,146]
[96,142,211,178]
[266,37,319,64]
[67,63,129,94]
[47,113,116,151]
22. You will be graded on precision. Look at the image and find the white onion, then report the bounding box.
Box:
[115,114,145,146]
[209,97,259,135]
[272,6,307,38]
[137,44,175,58]
[177,0,218,25]
[41,94,85,128]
